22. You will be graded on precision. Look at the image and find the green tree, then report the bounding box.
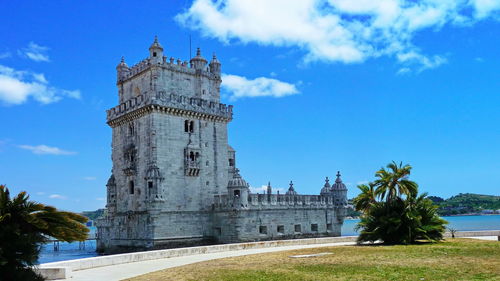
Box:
[354,162,447,244]
[374,161,418,202]
[0,185,89,280]
[352,182,376,213]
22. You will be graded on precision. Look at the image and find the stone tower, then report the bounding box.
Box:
[97,37,348,253]
[97,37,233,253]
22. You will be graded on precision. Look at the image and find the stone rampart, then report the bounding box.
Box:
[213,194,346,210]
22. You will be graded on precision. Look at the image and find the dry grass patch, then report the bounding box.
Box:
[126,239,500,281]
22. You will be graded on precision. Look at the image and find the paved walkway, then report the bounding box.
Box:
[56,236,497,281]
[61,241,355,281]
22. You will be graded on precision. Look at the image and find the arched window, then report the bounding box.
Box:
[129,181,135,194]
[189,121,195,133]
[189,151,195,161]
[128,123,134,136]
[195,152,200,161]
[184,120,189,132]
[153,52,157,57]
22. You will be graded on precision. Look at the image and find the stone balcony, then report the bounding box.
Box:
[106,93,233,126]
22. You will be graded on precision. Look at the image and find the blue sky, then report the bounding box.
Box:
[1,0,499,212]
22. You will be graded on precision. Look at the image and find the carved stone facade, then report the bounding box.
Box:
[96,37,348,253]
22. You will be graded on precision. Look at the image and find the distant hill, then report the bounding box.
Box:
[81,208,105,221]
[430,193,500,216]
[347,193,500,218]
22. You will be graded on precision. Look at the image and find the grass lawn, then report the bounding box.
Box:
[126,239,499,281]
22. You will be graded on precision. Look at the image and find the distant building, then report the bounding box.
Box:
[96,37,348,253]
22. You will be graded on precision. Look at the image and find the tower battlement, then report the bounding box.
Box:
[117,56,221,84]
[106,93,233,126]
[213,193,347,210]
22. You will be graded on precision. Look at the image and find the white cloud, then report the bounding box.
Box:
[36,192,45,195]
[221,74,299,100]
[19,42,50,62]
[49,194,67,200]
[176,0,500,72]
[0,64,80,105]
[471,0,500,18]
[249,184,286,194]
[0,52,11,59]
[18,144,76,155]
[83,176,97,181]
[396,51,448,72]
[96,197,105,201]
[397,67,411,75]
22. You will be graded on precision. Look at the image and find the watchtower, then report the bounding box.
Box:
[97,37,234,252]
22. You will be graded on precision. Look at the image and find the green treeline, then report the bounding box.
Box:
[428,193,500,216]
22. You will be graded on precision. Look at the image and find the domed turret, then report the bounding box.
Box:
[227,169,249,208]
[332,171,347,191]
[286,181,298,195]
[190,48,207,71]
[116,56,129,82]
[320,176,331,195]
[149,36,164,64]
[332,171,348,206]
[209,53,221,75]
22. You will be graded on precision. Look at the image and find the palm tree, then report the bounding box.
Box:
[0,185,89,280]
[356,162,447,244]
[374,161,418,203]
[353,182,376,213]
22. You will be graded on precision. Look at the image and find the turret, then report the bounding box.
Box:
[116,57,129,82]
[145,165,164,201]
[286,180,298,195]
[209,53,221,75]
[320,176,331,195]
[106,174,117,213]
[227,169,249,208]
[332,171,348,205]
[190,48,207,71]
[267,182,272,195]
[149,36,164,65]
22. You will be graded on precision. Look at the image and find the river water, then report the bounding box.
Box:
[37,215,500,264]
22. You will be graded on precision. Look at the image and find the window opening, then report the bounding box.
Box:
[259,226,267,235]
[294,224,301,233]
[327,223,333,231]
[277,225,285,234]
[129,181,135,194]
[311,224,318,232]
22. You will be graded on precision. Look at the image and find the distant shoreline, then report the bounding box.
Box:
[345,213,500,220]
[441,213,500,217]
